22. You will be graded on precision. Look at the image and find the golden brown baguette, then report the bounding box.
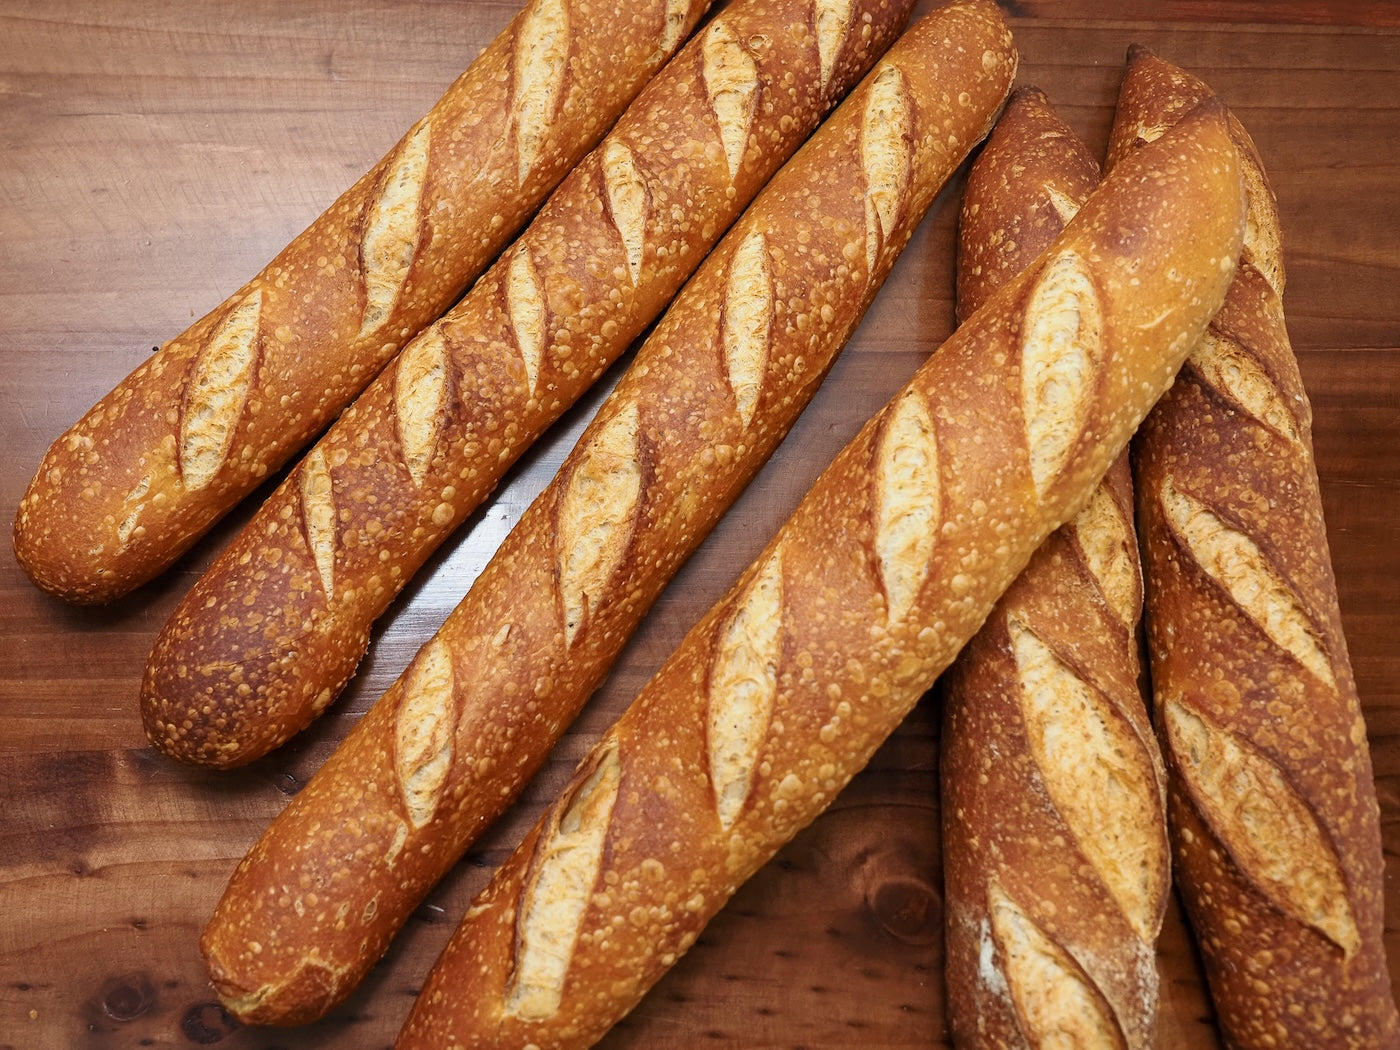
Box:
[12,0,709,605]
[1108,46,1400,1049]
[140,0,921,769]
[941,85,1170,1050]
[953,87,1101,326]
[395,98,1246,1050]
[197,1,1015,1025]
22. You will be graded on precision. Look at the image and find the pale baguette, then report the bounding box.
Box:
[198,1,1015,1024]
[941,85,1169,1049]
[395,99,1245,1050]
[1108,47,1400,1049]
[13,0,709,606]
[140,0,924,769]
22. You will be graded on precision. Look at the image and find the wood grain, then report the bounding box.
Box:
[1,1,1397,1047]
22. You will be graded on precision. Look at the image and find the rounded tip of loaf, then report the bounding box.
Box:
[957,82,1100,324]
[12,496,127,606]
[1125,41,1157,64]
[1005,82,1051,106]
[203,938,347,1027]
[139,654,285,771]
[139,676,301,770]
[138,558,373,769]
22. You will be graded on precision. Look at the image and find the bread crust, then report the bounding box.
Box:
[395,97,1245,1050]
[141,0,923,769]
[1110,46,1400,1050]
[13,0,710,604]
[941,85,1169,1050]
[196,0,1021,1027]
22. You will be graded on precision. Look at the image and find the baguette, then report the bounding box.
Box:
[941,86,1169,1050]
[1108,47,1400,1049]
[198,1,1016,1025]
[141,0,921,769]
[395,99,1245,1050]
[13,0,710,606]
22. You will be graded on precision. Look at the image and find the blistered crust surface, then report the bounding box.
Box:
[1112,44,1397,1050]
[17,0,703,604]
[208,2,1022,1036]
[397,26,1261,1050]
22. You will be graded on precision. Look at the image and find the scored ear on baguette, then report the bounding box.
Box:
[395,97,1245,1050]
[197,0,1017,1026]
[1110,45,1400,1049]
[941,84,1170,1050]
[13,0,713,605]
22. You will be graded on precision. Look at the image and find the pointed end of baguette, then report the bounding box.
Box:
[1125,41,1157,66]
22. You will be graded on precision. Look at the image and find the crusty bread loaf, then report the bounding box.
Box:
[394,99,1245,1050]
[953,87,1101,326]
[140,0,925,769]
[13,0,709,605]
[1108,46,1400,1049]
[197,1,1015,1025]
[940,85,1170,1050]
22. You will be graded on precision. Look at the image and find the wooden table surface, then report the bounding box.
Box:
[2,1,1397,1047]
